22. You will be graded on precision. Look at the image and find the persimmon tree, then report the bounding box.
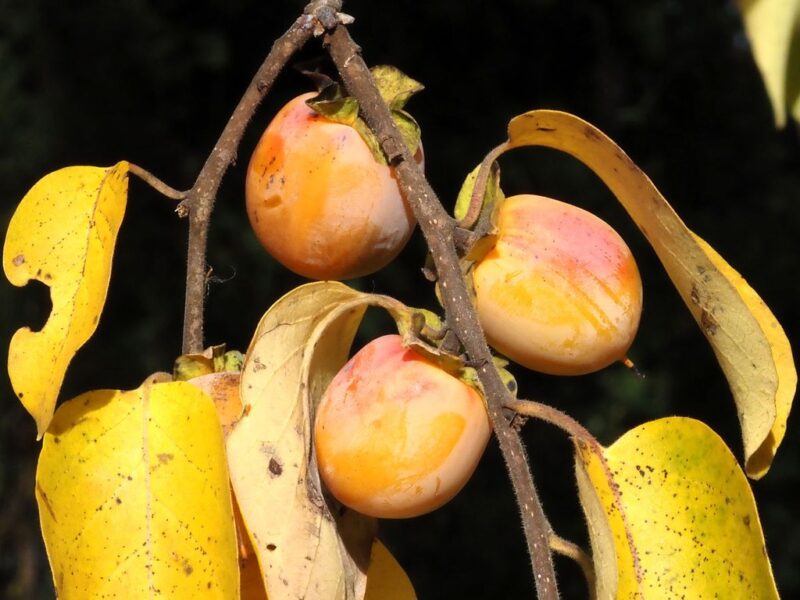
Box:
[2,1,796,598]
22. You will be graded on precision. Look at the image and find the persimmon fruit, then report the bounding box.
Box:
[246,92,422,280]
[472,194,643,376]
[314,334,491,518]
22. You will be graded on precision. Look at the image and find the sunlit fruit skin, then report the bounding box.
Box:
[246,92,421,280]
[314,334,491,518]
[472,194,643,376]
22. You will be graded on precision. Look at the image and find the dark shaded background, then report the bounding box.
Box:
[1,1,798,598]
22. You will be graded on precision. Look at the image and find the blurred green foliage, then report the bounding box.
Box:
[1,1,798,598]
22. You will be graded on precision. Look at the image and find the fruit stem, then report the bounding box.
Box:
[178,7,328,353]
[325,23,560,600]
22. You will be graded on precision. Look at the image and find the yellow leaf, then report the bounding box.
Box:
[189,371,243,437]
[737,0,800,127]
[503,110,795,478]
[364,540,417,600]
[36,377,239,598]
[227,282,425,600]
[227,282,371,600]
[692,235,796,477]
[235,500,269,600]
[575,417,779,599]
[187,371,268,599]
[3,163,129,437]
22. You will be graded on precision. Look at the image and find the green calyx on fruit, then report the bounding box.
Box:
[305,65,423,165]
[173,344,244,381]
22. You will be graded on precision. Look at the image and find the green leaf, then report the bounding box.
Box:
[575,417,779,599]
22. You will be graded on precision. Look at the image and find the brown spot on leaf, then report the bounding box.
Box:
[267,543,277,551]
[700,309,719,335]
[743,515,751,528]
[690,284,700,306]
[158,453,174,464]
[36,483,57,522]
[12,254,25,266]
[269,458,283,476]
[252,357,266,372]
[583,125,602,141]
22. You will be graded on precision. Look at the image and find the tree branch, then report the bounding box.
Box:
[325,24,559,600]
[179,8,325,353]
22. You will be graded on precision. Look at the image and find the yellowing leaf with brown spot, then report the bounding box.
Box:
[227,281,421,600]
[36,377,239,598]
[575,417,779,599]
[3,163,129,437]
[736,0,800,127]
[364,541,417,600]
[503,111,796,478]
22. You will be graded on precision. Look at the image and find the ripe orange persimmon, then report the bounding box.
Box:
[245,93,422,280]
[314,334,491,518]
[472,194,642,376]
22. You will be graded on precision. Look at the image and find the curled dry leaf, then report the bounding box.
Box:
[3,163,129,437]
[575,417,778,599]
[500,110,795,478]
[226,281,422,600]
[36,378,239,598]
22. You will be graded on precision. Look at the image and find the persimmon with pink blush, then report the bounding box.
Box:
[314,334,491,518]
[472,194,643,376]
[245,93,422,281]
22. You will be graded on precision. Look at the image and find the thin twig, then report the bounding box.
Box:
[179,6,329,353]
[325,24,559,600]
[505,399,600,597]
[128,163,188,201]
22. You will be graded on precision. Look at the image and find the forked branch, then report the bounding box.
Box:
[179,7,328,353]
[177,0,561,596]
